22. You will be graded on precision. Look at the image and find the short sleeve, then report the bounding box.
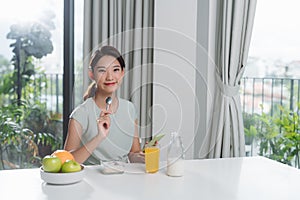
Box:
[129,101,138,121]
[69,105,88,132]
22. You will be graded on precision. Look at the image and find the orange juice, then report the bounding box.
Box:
[145,147,160,173]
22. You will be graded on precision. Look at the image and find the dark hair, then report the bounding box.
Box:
[89,45,125,71]
[83,45,125,100]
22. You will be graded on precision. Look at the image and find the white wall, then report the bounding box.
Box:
[153,0,198,160]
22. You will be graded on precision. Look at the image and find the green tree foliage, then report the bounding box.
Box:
[0,100,60,169]
[244,103,300,168]
[1,12,55,102]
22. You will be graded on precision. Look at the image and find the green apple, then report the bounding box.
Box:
[42,155,62,173]
[61,160,81,173]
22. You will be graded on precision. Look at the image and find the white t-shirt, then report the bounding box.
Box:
[70,97,137,164]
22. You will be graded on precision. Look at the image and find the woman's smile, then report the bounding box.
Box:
[104,82,117,86]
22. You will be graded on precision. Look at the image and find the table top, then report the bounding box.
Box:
[1,156,300,200]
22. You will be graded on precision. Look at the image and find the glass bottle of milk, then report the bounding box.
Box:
[167,132,184,177]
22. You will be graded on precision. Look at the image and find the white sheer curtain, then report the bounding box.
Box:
[83,0,154,143]
[206,0,257,158]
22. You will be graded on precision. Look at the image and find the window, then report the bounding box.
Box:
[0,0,64,169]
[242,0,300,168]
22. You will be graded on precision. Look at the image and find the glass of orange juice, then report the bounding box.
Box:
[145,147,160,173]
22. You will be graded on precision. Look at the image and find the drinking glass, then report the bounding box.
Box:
[145,147,160,173]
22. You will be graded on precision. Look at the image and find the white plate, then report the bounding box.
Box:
[40,166,85,185]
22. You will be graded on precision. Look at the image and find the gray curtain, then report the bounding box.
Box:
[207,0,257,157]
[83,0,154,144]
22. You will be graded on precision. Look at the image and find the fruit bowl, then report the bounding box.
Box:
[40,165,85,185]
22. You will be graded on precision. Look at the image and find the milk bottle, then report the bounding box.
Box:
[167,132,184,177]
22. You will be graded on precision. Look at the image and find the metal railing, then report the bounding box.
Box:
[240,77,300,115]
[35,73,63,114]
[240,76,300,160]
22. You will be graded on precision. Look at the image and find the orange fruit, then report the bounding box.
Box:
[51,150,75,164]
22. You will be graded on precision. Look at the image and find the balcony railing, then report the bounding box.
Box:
[34,73,63,114]
[240,77,300,116]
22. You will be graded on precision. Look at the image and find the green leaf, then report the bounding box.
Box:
[143,133,165,150]
[249,125,258,137]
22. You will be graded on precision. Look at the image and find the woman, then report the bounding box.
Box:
[64,45,144,164]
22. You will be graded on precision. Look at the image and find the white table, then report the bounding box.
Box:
[1,156,300,200]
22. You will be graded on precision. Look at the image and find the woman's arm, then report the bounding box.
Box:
[64,111,111,164]
[128,119,145,163]
[130,119,142,152]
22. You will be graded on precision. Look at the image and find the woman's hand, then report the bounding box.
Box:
[97,110,111,139]
[128,151,145,163]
